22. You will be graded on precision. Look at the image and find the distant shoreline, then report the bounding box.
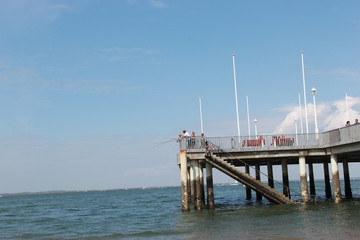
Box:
[2,177,360,197]
[0,185,180,197]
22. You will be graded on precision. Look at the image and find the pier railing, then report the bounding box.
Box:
[179,124,360,152]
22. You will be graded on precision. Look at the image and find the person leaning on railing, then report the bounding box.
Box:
[200,133,206,148]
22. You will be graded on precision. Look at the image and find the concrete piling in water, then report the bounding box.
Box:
[194,160,203,210]
[267,161,274,188]
[199,163,205,206]
[180,150,190,212]
[323,160,332,199]
[187,167,191,204]
[189,161,196,205]
[206,163,215,209]
[308,162,316,197]
[343,159,352,199]
[255,164,262,201]
[281,159,290,198]
[299,155,309,202]
[330,154,342,203]
[245,164,252,200]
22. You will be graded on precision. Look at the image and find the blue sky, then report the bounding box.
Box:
[0,0,360,193]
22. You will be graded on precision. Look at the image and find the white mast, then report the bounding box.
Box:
[301,52,309,135]
[232,54,241,140]
[199,97,204,134]
[298,93,304,134]
[345,93,349,122]
[246,95,251,139]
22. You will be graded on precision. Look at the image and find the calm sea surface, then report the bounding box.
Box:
[1,179,359,240]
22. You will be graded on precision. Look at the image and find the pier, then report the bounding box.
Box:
[177,124,360,211]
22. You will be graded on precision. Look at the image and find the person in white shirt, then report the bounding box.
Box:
[183,130,190,148]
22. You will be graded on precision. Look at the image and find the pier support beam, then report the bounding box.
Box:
[343,159,352,199]
[194,160,204,210]
[187,167,191,204]
[199,163,205,206]
[308,162,316,197]
[323,160,332,199]
[330,154,342,203]
[180,150,190,212]
[267,161,274,188]
[245,164,252,200]
[282,159,290,198]
[189,161,196,205]
[299,155,309,202]
[206,163,215,209]
[255,164,262,201]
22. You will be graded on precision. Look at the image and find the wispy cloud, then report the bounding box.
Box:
[0,64,146,94]
[52,4,73,10]
[0,0,73,32]
[98,47,159,62]
[309,68,360,80]
[148,0,167,8]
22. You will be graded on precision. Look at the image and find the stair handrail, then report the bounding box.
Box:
[205,140,304,200]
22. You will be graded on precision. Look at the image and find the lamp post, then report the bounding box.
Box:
[311,88,319,139]
[294,118,299,146]
[254,119,258,138]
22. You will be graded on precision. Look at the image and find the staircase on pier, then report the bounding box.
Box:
[205,151,295,204]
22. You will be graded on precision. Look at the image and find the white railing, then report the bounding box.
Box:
[179,124,360,151]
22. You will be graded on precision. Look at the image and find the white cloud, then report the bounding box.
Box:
[274,96,360,134]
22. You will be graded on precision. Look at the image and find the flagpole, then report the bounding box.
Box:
[298,93,304,134]
[301,52,309,136]
[246,95,251,139]
[345,93,349,121]
[199,97,204,134]
[232,54,241,141]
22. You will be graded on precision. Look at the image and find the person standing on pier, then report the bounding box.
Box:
[200,133,206,148]
[190,131,196,148]
[183,130,190,148]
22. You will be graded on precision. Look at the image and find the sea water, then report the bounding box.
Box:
[0,180,359,240]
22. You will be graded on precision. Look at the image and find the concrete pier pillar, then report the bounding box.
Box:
[299,155,309,202]
[323,160,332,199]
[308,162,316,197]
[199,163,205,206]
[255,164,262,201]
[330,154,342,203]
[206,163,215,209]
[180,150,190,212]
[245,164,252,200]
[267,161,274,188]
[343,159,352,199]
[194,160,203,210]
[189,161,196,205]
[187,167,191,203]
[282,159,290,198]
